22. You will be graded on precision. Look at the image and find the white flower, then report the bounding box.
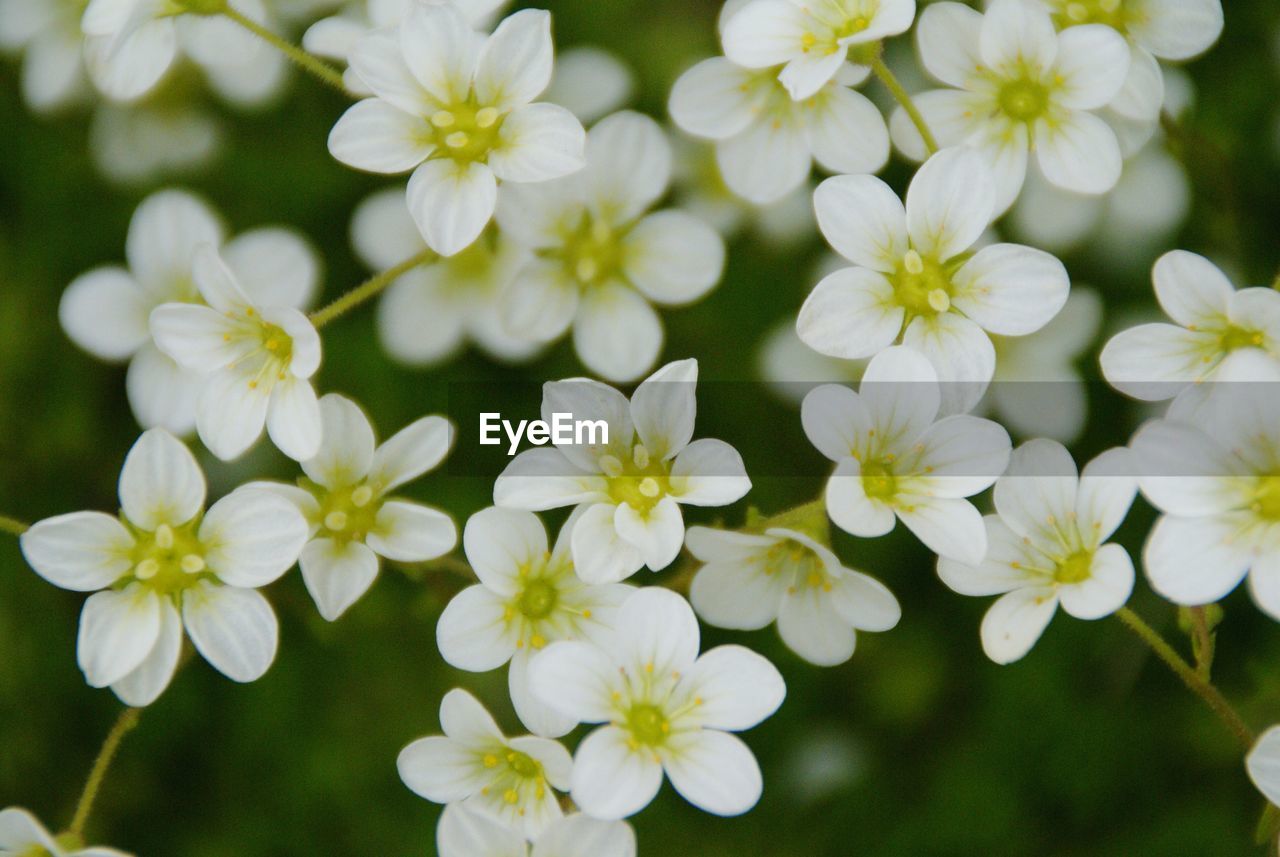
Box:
[496,111,725,382]
[0,0,88,112]
[802,346,1012,565]
[937,439,1137,664]
[350,189,540,365]
[1036,0,1223,123]
[1100,250,1280,402]
[81,0,284,104]
[722,0,916,100]
[494,359,751,584]
[1130,370,1280,620]
[90,102,223,186]
[328,4,586,256]
[19,429,308,705]
[437,507,631,737]
[59,189,318,435]
[150,245,324,462]
[891,0,1131,210]
[436,804,636,857]
[265,394,456,622]
[397,688,573,838]
[986,287,1102,444]
[543,46,635,125]
[0,806,131,857]
[796,146,1070,412]
[687,524,900,666]
[1247,726,1280,808]
[530,588,785,819]
[758,314,866,407]
[669,51,888,205]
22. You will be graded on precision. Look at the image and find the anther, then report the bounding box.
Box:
[351,485,374,507]
[135,558,160,580]
[927,288,951,312]
[155,524,175,550]
[632,445,650,469]
[638,477,660,498]
[445,131,470,149]
[324,511,349,531]
[430,110,455,128]
[180,554,206,574]
[475,107,499,128]
[904,250,924,275]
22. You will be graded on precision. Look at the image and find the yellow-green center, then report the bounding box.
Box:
[1219,324,1265,353]
[1253,476,1280,521]
[425,99,505,165]
[627,703,670,747]
[311,481,381,545]
[1051,0,1130,31]
[1053,550,1094,585]
[517,579,558,620]
[893,250,953,318]
[124,520,209,596]
[550,214,626,288]
[604,444,671,514]
[998,78,1052,123]
[861,459,898,501]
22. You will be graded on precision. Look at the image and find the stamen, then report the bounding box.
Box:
[632,445,650,469]
[325,511,349,531]
[638,477,660,498]
[445,131,470,149]
[180,554,206,574]
[135,558,160,580]
[430,110,455,128]
[903,250,924,275]
[927,288,951,312]
[475,107,499,128]
[155,524,175,550]
[351,485,374,508]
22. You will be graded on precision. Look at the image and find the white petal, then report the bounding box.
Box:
[350,187,428,271]
[777,47,847,101]
[777,586,856,665]
[813,174,906,273]
[200,487,308,587]
[1053,24,1130,110]
[196,369,270,461]
[1128,0,1223,60]
[124,189,222,297]
[585,111,671,224]
[329,99,433,174]
[20,512,134,592]
[190,243,250,313]
[78,585,162,687]
[376,270,467,366]
[60,268,151,361]
[1106,44,1163,122]
[796,267,903,359]
[1247,727,1280,808]
[222,228,319,311]
[367,501,457,562]
[475,8,552,110]
[510,648,579,738]
[889,89,986,162]
[616,586,700,674]
[669,57,762,140]
[689,559,783,630]
[979,0,1057,74]
[1076,447,1138,545]
[992,438,1077,541]
[937,516,1033,596]
[800,384,872,462]
[398,737,488,803]
[0,807,57,852]
[825,458,896,538]
[436,584,519,671]
[84,21,176,102]
[299,538,380,622]
[917,2,984,88]
[715,112,811,205]
[531,814,636,857]
[490,102,587,183]
[437,804,526,857]
[980,586,1058,664]
[569,502,645,583]
[897,496,988,565]
[622,211,724,306]
[664,729,762,816]
[1130,420,1244,516]
[1099,324,1217,400]
[631,357,698,460]
[1033,110,1122,196]
[182,582,278,682]
[1152,249,1233,328]
[860,344,942,450]
[905,147,995,261]
[148,304,243,372]
[111,597,181,706]
[400,2,479,104]
[1058,543,1134,620]
[684,645,784,730]
[302,394,376,490]
[902,312,995,414]
[721,0,808,68]
[370,414,454,493]
[464,506,547,595]
[804,85,890,176]
[347,27,434,114]
[499,258,579,343]
[572,282,663,384]
[951,243,1069,336]
[828,567,902,632]
[614,497,685,571]
[267,378,322,462]
[407,160,498,257]
[669,439,751,507]
[571,726,664,820]
[1249,554,1280,624]
[540,377,634,469]
[494,449,609,511]
[1143,514,1252,606]
[529,639,621,723]
[544,45,635,125]
[119,428,204,530]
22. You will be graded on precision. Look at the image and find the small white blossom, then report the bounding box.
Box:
[89,101,223,186]
[530,588,786,819]
[494,359,751,584]
[891,0,1131,210]
[397,689,573,838]
[60,189,318,435]
[150,245,324,462]
[437,507,631,737]
[802,346,1012,565]
[1247,726,1280,809]
[0,806,131,857]
[19,429,308,705]
[265,394,456,621]
[0,0,88,112]
[350,189,539,365]
[436,804,636,857]
[1101,250,1280,403]
[688,524,900,666]
[543,46,635,125]
[328,4,586,256]
[938,439,1137,664]
[722,0,916,100]
[797,146,1069,412]
[497,111,725,383]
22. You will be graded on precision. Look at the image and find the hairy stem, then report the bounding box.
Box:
[1116,607,1252,749]
[221,6,348,92]
[0,514,28,536]
[309,249,436,329]
[1189,606,1215,680]
[68,708,142,838]
[870,54,938,156]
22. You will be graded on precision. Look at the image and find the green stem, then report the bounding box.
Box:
[1189,606,1215,680]
[0,514,28,536]
[220,6,348,92]
[68,708,142,838]
[870,54,938,156]
[309,249,436,329]
[1116,607,1252,749]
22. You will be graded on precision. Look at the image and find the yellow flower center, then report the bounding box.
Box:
[1051,0,1130,31]
[517,579,558,620]
[549,214,627,288]
[1219,324,1265,353]
[998,77,1052,123]
[603,444,672,514]
[626,703,670,747]
[125,520,208,596]
[1053,550,1094,585]
[1252,476,1280,521]
[861,459,898,501]
[893,250,954,318]
[426,100,505,165]
[310,481,381,545]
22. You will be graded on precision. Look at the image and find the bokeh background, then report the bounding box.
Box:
[3,0,1280,854]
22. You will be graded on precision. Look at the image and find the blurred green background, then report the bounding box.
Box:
[3,0,1280,854]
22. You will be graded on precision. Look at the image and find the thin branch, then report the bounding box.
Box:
[68,708,142,838]
[309,249,436,329]
[221,6,348,92]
